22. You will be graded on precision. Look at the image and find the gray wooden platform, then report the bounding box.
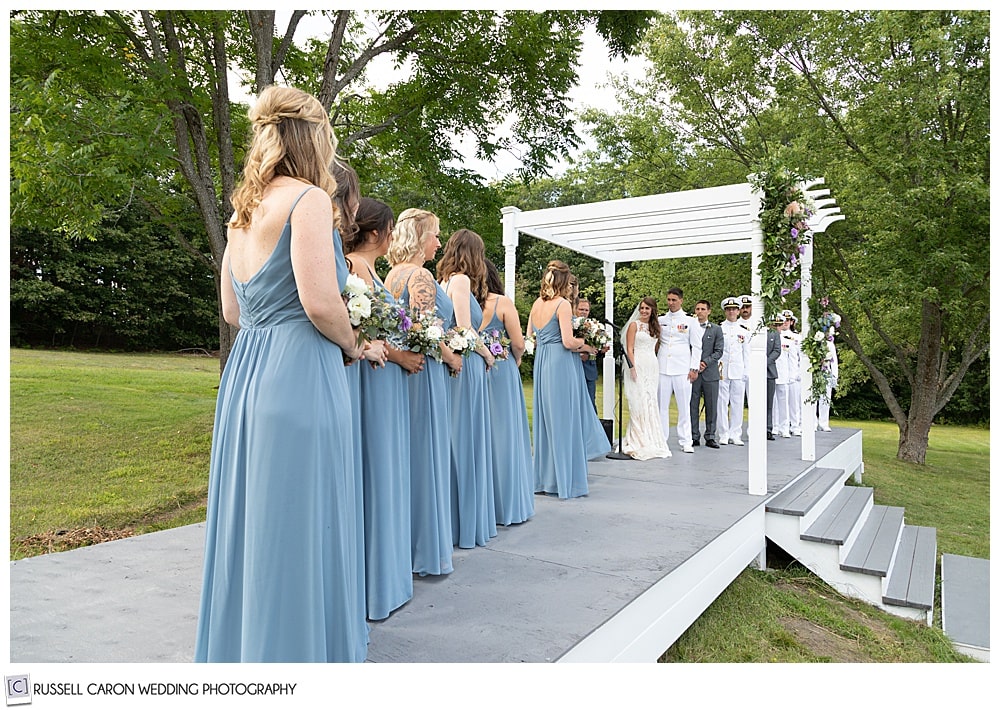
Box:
[8,429,858,664]
[941,553,990,661]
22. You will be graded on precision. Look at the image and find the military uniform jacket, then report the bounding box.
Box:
[775,330,800,384]
[720,319,750,381]
[656,309,702,376]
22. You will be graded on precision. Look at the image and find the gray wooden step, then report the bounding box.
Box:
[801,486,872,544]
[765,468,845,517]
[841,505,905,577]
[883,525,936,610]
[941,554,990,657]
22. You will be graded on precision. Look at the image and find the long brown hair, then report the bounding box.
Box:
[641,296,661,344]
[345,197,394,254]
[436,229,488,306]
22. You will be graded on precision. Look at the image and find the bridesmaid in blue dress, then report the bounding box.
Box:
[331,160,379,640]
[528,260,609,499]
[437,230,497,548]
[480,260,534,525]
[385,209,463,576]
[195,86,367,662]
[346,197,425,620]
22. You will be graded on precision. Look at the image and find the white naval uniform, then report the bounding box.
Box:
[656,309,702,449]
[817,339,839,430]
[738,316,754,439]
[787,330,803,435]
[717,319,750,444]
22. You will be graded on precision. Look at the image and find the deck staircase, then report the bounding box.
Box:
[765,466,937,624]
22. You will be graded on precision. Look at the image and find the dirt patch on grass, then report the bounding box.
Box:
[777,616,869,661]
[16,526,136,557]
[774,579,900,661]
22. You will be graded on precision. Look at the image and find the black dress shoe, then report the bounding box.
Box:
[706,439,720,449]
[692,439,700,446]
[766,432,776,440]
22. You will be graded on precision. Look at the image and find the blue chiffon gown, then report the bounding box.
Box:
[336,233,368,654]
[447,292,497,548]
[482,311,534,525]
[531,304,610,499]
[195,188,367,662]
[400,273,454,576]
[359,273,413,620]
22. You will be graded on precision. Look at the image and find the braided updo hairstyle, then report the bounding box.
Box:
[539,260,573,301]
[229,85,340,230]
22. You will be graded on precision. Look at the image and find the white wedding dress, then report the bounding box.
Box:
[622,322,672,460]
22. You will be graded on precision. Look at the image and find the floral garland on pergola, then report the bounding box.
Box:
[801,296,841,403]
[750,163,834,402]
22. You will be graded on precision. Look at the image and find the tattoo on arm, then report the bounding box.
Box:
[408,268,437,315]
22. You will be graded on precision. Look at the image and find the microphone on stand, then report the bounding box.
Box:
[606,317,633,461]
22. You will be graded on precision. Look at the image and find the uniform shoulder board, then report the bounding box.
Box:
[739,323,750,330]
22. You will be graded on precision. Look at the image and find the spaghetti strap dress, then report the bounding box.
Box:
[358,272,413,620]
[339,244,366,641]
[447,290,497,548]
[195,187,367,662]
[481,311,534,525]
[400,275,454,576]
[531,304,610,499]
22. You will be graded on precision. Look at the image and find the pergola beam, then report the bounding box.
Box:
[501,179,842,496]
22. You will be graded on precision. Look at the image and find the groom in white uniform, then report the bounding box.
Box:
[657,287,703,453]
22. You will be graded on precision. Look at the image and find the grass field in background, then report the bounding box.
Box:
[9,349,218,558]
[8,349,989,661]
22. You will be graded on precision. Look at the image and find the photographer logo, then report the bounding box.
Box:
[4,675,31,706]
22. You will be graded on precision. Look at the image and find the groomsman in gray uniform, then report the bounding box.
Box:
[766,314,783,440]
[690,300,724,448]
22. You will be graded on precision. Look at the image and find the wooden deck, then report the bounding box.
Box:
[9,429,861,664]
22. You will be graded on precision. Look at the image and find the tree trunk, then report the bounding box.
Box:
[218,317,238,375]
[897,409,934,464]
[895,299,943,464]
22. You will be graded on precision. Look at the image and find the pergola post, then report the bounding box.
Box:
[500,206,521,303]
[800,237,817,461]
[602,260,616,421]
[748,198,768,496]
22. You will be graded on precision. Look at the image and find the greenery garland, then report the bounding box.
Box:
[750,161,833,403]
[802,295,841,403]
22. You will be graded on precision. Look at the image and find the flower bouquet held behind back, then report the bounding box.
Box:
[443,326,482,377]
[481,328,511,361]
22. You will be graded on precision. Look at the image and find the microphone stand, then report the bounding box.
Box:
[606,321,634,461]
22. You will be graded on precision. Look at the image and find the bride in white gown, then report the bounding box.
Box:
[622,298,672,460]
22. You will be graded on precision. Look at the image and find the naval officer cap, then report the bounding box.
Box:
[739,295,752,305]
[722,296,741,309]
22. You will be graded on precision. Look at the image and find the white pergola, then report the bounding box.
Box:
[501,180,843,495]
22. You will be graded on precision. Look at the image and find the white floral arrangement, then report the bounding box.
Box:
[403,311,446,362]
[523,332,536,356]
[342,273,373,327]
[444,326,481,357]
[572,316,611,350]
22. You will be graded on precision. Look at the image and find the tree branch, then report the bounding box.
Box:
[829,239,914,384]
[831,304,908,429]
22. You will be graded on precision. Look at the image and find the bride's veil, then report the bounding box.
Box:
[619,302,642,370]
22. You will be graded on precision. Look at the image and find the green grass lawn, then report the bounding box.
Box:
[9,348,218,558]
[8,349,989,661]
